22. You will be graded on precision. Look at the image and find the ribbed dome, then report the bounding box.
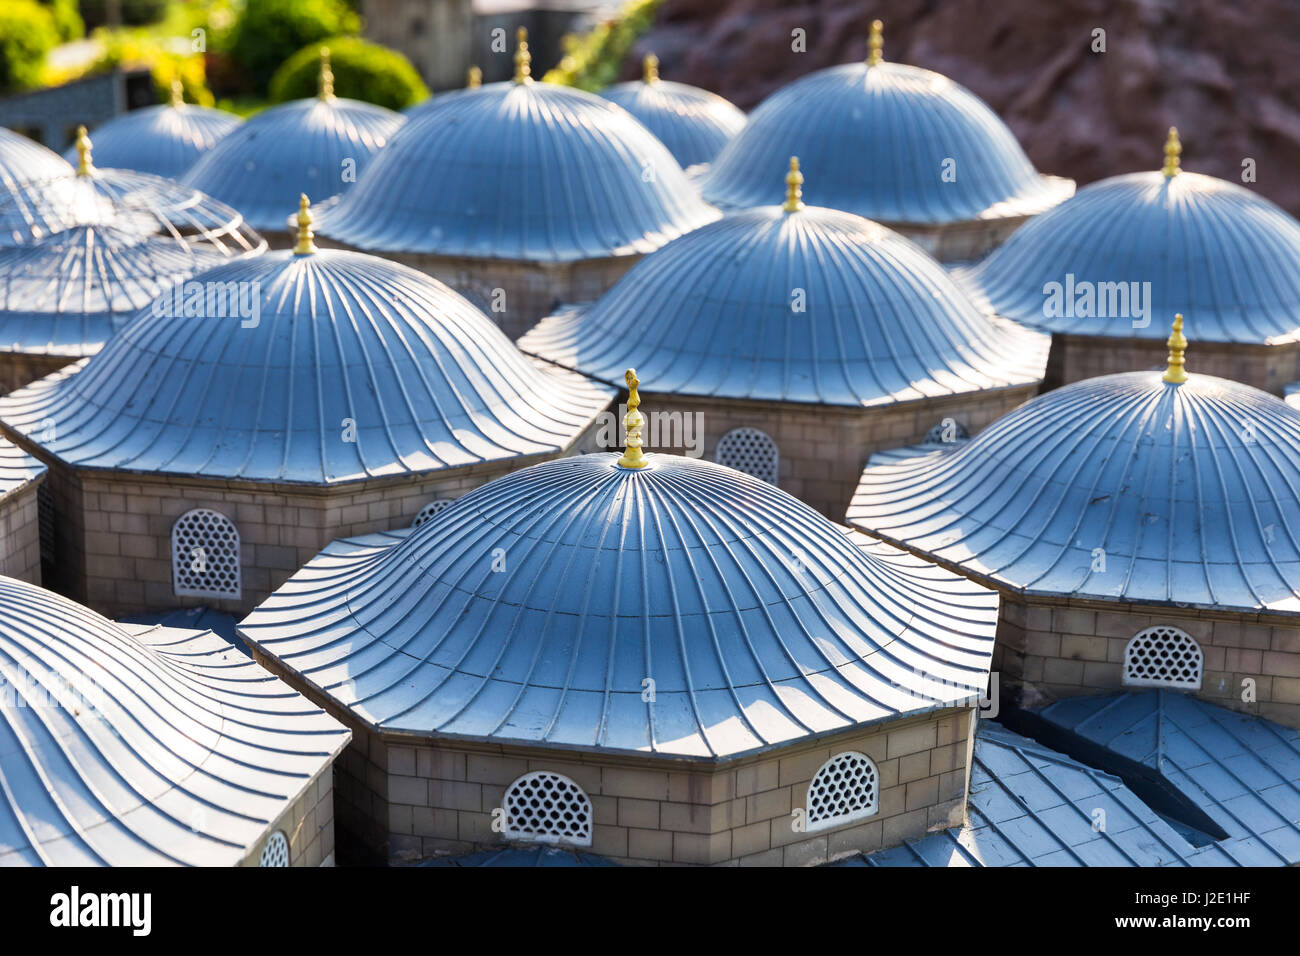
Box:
[0,576,349,866]
[521,203,1048,405]
[699,61,1072,224]
[956,169,1300,343]
[64,103,241,179]
[239,452,998,758]
[182,97,403,231]
[0,128,73,244]
[0,434,43,501]
[315,80,720,262]
[847,370,1300,613]
[600,71,746,168]
[0,246,614,482]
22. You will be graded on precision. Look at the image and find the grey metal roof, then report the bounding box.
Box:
[117,606,244,653]
[0,434,43,503]
[955,170,1300,344]
[182,97,404,232]
[238,452,999,759]
[0,247,614,483]
[1037,691,1300,866]
[600,77,746,169]
[0,576,350,866]
[420,846,617,867]
[521,204,1048,406]
[846,370,1300,615]
[63,103,241,179]
[0,127,74,244]
[698,62,1073,224]
[314,81,720,262]
[841,721,1241,866]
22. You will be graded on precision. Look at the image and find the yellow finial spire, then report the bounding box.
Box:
[293,194,318,255]
[514,27,532,84]
[643,53,660,84]
[617,369,648,469]
[74,125,93,176]
[867,19,884,66]
[169,76,184,108]
[319,47,335,100]
[467,65,482,88]
[1163,314,1188,384]
[783,156,804,212]
[1162,126,1181,178]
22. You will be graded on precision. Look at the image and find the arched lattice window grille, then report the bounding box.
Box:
[715,427,779,485]
[258,830,290,867]
[1123,626,1203,690]
[171,508,241,599]
[806,752,879,833]
[502,771,593,847]
[411,498,455,528]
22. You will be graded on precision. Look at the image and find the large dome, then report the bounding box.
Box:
[698,30,1070,224]
[847,362,1300,614]
[239,450,998,758]
[0,576,349,866]
[0,219,613,483]
[522,183,1048,405]
[956,133,1300,343]
[65,91,241,179]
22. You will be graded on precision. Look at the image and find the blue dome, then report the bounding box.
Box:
[600,67,746,168]
[239,451,998,758]
[0,127,73,243]
[65,103,241,179]
[847,368,1300,614]
[521,201,1048,405]
[0,242,613,483]
[699,61,1072,224]
[316,80,720,262]
[956,168,1300,343]
[182,96,403,231]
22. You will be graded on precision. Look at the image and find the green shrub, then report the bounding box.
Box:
[227,0,360,94]
[545,0,663,91]
[37,0,83,41]
[0,1,58,94]
[269,36,428,109]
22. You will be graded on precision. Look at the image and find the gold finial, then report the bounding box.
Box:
[169,76,184,107]
[74,125,93,176]
[467,65,482,88]
[1163,314,1188,384]
[617,369,648,469]
[319,47,335,100]
[293,194,318,255]
[514,27,532,84]
[783,156,804,212]
[643,53,660,84]
[1162,126,1181,178]
[867,19,884,66]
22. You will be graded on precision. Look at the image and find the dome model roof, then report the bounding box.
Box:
[0,128,74,244]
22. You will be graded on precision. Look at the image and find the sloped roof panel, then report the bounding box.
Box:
[600,78,746,169]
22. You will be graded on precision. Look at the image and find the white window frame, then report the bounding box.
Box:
[1123,625,1204,690]
[805,751,880,833]
[714,426,779,485]
[171,507,241,600]
[258,830,290,867]
[502,771,594,847]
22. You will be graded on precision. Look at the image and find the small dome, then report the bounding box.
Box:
[600,55,747,168]
[64,102,241,179]
[0,237,614,483]
[0,434,43,501]
[315,79,719,262]
[522,195,1047,405]
[699,53,1071,224]
[0,576,349,865]
[847,366,1300,613]
[957,138,1300,343]
[182,96,403,231]
[240,451,998,758]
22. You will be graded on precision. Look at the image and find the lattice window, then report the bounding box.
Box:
[502,771,593,847]
[924,417,969,445]
[411,498,455,528]
[715,427,779,485]
[806,752,879,833]
[171,508,241,600]
[1123,626,1203,690]
[258,830,290,867]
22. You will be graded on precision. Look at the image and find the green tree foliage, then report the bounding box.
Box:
[269,36,428,109]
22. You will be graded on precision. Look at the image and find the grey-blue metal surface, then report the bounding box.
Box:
[117,606,244,653]
[182,97,403,232]
[63,104,241,179]
[0,247,614,483]
[0,435,43,502]
[0,576,350,866]
[521,204,1048,406]
[847,370,1300,615]
[698,62,1073,224]
[238,452,998,759]
[0,127,74,244]
[419,846,617,867]
[954,171,1300,343]
[314,81,720,262]
[600,78,746,169]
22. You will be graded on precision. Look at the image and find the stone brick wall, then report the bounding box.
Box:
[0,353,82,397]
[996,596,1300,728]
[0,484,41,583]
[888,211,1033,263]
[240,764,339,867]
